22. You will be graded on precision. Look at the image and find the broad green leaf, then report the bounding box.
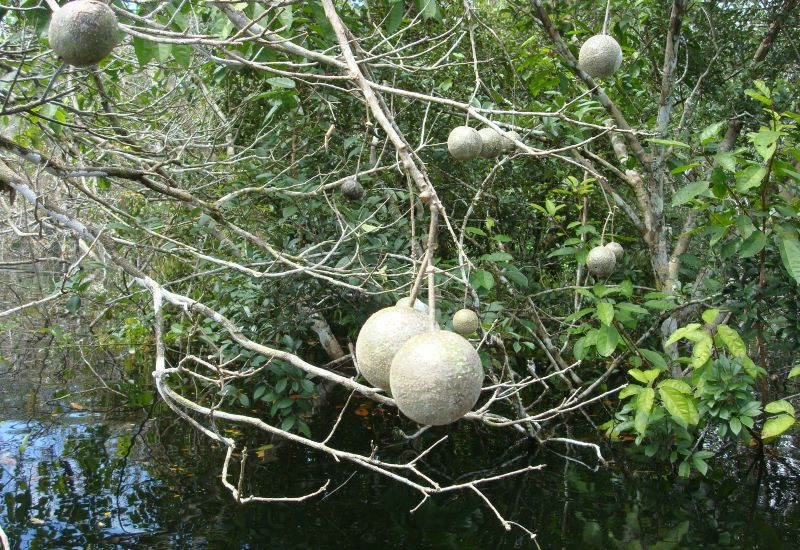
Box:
[744,89,772,105]
[747,129,781,161]
[596,325,620,357]
[714,152,736,172]
[658,378,692,394]
[789,366,800,379]
[665,324,703,347]
[691,335,713,368]
[644,299,678,311]
[698,121,725,144]
[634,408,650,435]
[670,163,700,175]
[281,415,297,431]
[672,181,709,206]
[761,414,795,440]
[616,302,648,315]
[386,1,405,34]
[729,417,742,436]
[596,301,614,326]
[702,308,720,324]
[503,267,528,288]
[764,400,795,416]
[267,77,296,89]
[619,385,640,400]
[637,387,655,414]
[277,5,293,30]
[777,234,800,285]
[735,165,766,192]
[647,138,690,148]
[471,269,495,290]
[564,308,594,323]
[693,456,709,476]
[639,348,668,370]
[739,230,766,258]
[628,368,661,385]
[658,386,700,426]
[716,325,747,358]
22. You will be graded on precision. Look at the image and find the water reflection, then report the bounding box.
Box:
[0,391,798,549]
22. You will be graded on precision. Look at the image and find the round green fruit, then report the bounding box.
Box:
[390,330,484,426]
[447,126,482,161]
[48,0,119,68]
[452,308,480,335]
[355,306,430,390]
[587,245,617,277]
[578,34,623,79]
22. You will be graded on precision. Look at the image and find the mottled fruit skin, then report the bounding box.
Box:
[503,130,521,153]
[478,128,504,158]
[355,306,430,390]
[341,177,364,201]
[605,241,624,261]
[452,308,480,335]
[587,245,617,277]
[447,126,482,161]
[396,297,429,314]
[390,330,484,426]
[578,34,623,79]
[48,0,119,67]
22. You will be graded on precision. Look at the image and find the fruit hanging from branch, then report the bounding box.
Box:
[586,245,617,277]
[605,241,624,261]
[452,308,480,335]
[354,305,430,390]
[341,177,364,201]
[578,34,623,79]
[390,330,484,426]
[478,128,505,159]
[48,0,120,68]
[447,126,483,161]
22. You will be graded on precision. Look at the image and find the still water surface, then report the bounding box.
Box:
[1,375,798,549]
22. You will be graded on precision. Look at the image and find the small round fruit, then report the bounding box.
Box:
[478,128,504,158]
[586,245,617,277]
[578,34,623,79]
[452,308,480,335]
[48,0,120,68]
[396,297,429,314]
[447,126,483,161]
[605,241,624,261]
[355,306,430,390]
[341,177,364,201]
[503,130,521,153]
[390,330,484,426]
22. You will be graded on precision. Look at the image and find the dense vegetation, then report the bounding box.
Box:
[1,0,798,537]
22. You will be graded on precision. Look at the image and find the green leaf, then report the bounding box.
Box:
[735,165,766,192]
[281,415,297,432]
[564,308,594,323]
[595,325,619,357]
[647,138,690,148]
[702,308,720,324]
[415,0,441,20]
[480,252,513,262]
[716,325,747,358]
[748,129,781,161]
[764,400,795,416]
[761,414,795,440]
[789,366,800,379]
[596,301,614,326]
[744,89,772,105]
[692,335,713,368]
[267,77,296,89]
[672,181,709,206]
[658,378,692,394]
[739,230,766,258]
[132,36,157,66]
[698,121,725,144]
[619,385,640,400]
[665,324,704,347]
[658,386,700,426]
[692,456,709,476]
[628,368,660,385]
[714,152,736,172]
[639,348,668,370]
[777,234,800,285]
[471,269,495,291]
[644,299,678,311]
[66,295,81,314]
[729,417,742,436]
[387,1,405,33]
[637,387,655,414]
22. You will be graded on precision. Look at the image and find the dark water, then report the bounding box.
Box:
[1,377,798,549]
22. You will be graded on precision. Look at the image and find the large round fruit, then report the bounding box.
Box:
[390,330,484,426]
[341,177,364,201]
[48,0,119,67]
[587,245,617,277]
[478,128,504,158]
[447,126,482,161]
[355,305,430,390]
[578,34,623,79]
